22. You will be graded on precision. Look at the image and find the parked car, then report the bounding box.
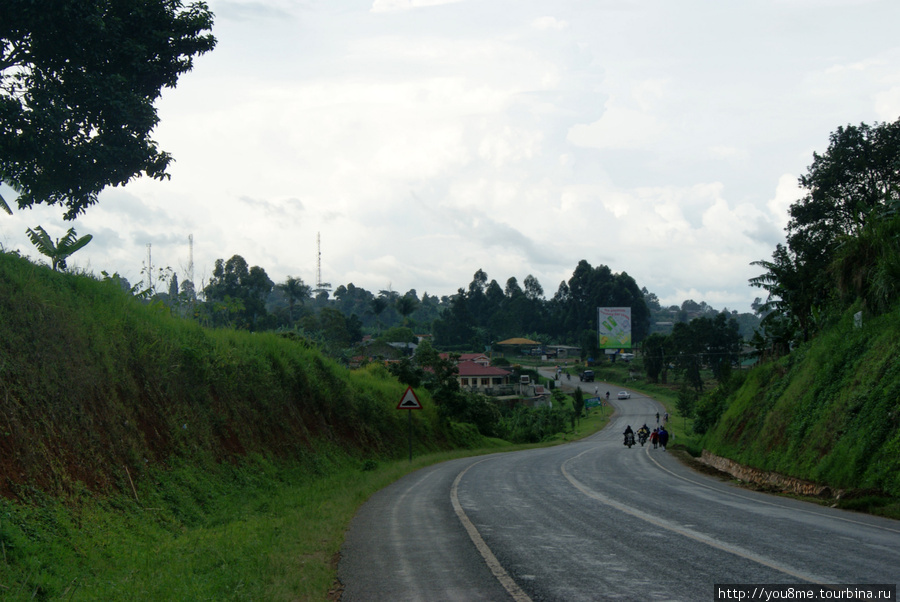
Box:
[617,391,631,399]
[580,370,595,382]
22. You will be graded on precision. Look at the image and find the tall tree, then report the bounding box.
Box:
[0,1,216,218]
[203,255,273,329]
[523,274,544,300]
[277,275,312,323]
[395,293,419,326]
[753,119,900,345]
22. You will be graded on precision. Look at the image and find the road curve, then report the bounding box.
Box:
[338,389,900,601]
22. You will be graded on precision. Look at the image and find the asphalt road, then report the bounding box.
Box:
[338,384,900,601]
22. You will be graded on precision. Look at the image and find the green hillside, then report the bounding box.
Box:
[699,306,900,500]
[0,251,453,499]
[0,251,468,599]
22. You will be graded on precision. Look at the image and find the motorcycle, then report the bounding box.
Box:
[624,432,635,448]
[638,431,648,446]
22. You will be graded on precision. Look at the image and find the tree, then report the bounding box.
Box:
[641,333,669,384]
[676,383,697,430]
[504,277,523,298]
[395,294,419,326]
[790,120,900,252]
[25,225,92,271]
[276,275,312,323]
[572,387,585,422]
[830,213,900,315]
[203,255,273,329]
[523,274,544,300]
[370,296,389,332]
[751,119,900,346]
[0,1,216,218]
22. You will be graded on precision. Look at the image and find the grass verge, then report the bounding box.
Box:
[0,417,609,601]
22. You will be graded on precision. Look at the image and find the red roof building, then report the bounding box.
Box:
[456,360,511,392]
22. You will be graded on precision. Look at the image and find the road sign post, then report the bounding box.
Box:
[397,386,423,462]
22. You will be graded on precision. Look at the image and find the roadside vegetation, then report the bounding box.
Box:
[0,250,609,600]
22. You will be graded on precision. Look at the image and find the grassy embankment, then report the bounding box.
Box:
[0,251,606,600]
[699,308,900,515]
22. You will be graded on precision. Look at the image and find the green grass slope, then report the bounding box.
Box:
[700,307,900,498]
[0,251,450,500]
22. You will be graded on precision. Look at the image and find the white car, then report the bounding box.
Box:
[617,391,631,400]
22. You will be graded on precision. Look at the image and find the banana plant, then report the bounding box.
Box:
[0,182,16,215]
[26,225,93,271]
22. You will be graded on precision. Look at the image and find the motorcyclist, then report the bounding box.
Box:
[623,425,634,446]
[637,424,650,444]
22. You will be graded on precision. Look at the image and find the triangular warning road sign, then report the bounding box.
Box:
[397,386,423,410]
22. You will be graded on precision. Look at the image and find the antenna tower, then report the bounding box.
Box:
[145,243,152,292]
[315,232,331,294]
[187,234,194,284]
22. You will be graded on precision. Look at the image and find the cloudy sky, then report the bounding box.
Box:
[3,0,900,313]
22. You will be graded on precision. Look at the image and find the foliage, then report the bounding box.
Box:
[675,382,697,421]
[202,255,274,330]
[0,250,450,504]
[572,387,585,420]
[698,306,900,498]
[643,312,742,392]
[830,214,900,315]
[431,261,652,349]
[0,0,216,218]
[275,275,311,323]
[751,118,900,351]
[641,332,670,383]
[498,404,572,444]
[24,225,92,271]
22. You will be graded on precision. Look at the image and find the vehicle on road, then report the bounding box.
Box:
[624,432,635,448]
[580,370,595,382]
[617,391,630,399]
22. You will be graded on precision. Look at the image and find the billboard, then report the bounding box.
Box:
[598,307,631,349]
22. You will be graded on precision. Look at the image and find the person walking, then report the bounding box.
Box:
[658,426,669,451]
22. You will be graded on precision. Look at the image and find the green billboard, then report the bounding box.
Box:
[598,307,632,349]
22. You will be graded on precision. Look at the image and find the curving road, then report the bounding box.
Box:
[338,385,900,601]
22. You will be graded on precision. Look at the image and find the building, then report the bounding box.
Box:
[456,360,511,394]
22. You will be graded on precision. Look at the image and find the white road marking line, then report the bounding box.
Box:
[451,459,533,602]
[561,447,832,584]
[641,441,900,535]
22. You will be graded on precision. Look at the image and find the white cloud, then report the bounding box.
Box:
[875,86,900,121]
[768,174,801,232]
[370,0,465,13]
[567,80,669,151]
[532,16,568,31]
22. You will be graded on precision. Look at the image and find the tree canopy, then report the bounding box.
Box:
[202,255,273,330]
[0,0,216,218]
[752,118,900,350]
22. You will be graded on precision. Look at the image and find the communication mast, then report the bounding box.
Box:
[315,232,331,294]
[187,234,194,285]
[145,243,153,292]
